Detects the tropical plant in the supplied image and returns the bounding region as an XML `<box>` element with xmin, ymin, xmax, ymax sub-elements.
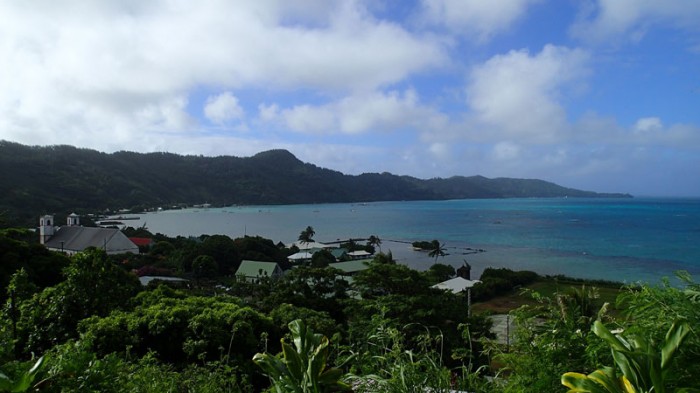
<box><xmin>562</xmin><ymin>320</ymin><xmax>698</xmax><ymax>393</ymax></box>
<box><xmin>253</xmin><ymin>319</ymin><xmax>351</xmax><ymax>393</ymax></box>
<box><xmin>343</xmin><ymin>310</ymin><xmax>492</xmax><ymax>393</ymax></box>
<box><xmin>298</xmin><ymin>227</ymin><xmax>316</xmax><ymax>247</ymax></box>
<box><xmin>0</xmin><ymin>356</ymin><xmax>43</xmax><ymax>393</ymax></box>
<box><xmin>428</xmin><ymin>240</ymin><xmax>447</xmax><ymax>262</ymax></box>
<box><xmin>367</xmin><ymin>235</ymin><xmax>381</xmax><ymax>252</ymax></box>
<box><xmin>495</xmin><ymin>286</ymin><xmax>608</xmax><ymax>393</ymax></box>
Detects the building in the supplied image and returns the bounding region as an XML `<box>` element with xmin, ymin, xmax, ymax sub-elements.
<box><xmin>39</xmin><ymin>214</ymin><xmax>139</xmax><ymax>255</ymax></box>
<box><xmin>235</xmin><ymin>260</ymin><xmax>283</xmax><ymax>282</ymax></box>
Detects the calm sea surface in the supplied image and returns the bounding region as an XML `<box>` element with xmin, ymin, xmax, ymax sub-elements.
<box><xmin>134</xmin><ymin>198</ymin><xmax>700</xmax><ymax>284</ymax></box>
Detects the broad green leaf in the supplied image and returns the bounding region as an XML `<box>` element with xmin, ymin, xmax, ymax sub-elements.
<box><xmin>562</xmin><ymin>372</ymin><xmax>612</xmax><ymax>393</ymax></box>
<box><xmin>281</xmin><ymin>342</ymin><xmax>304</xmax><ymax>383</ymax></box>
<box><xmin>661</xmin><ymin>322</ymin><xmax>690</xmax><ymax>370</ymax></box>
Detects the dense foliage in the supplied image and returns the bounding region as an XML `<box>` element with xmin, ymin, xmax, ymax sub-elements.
<box><xmin>0</xmin><ymin>141</ymin><xmax>629</xmax><ymax>225</ymax></box>
<box><xmin>1</xmin><ymin>228</ymin><xmax>697</xmax><ymax>392</ymax></box>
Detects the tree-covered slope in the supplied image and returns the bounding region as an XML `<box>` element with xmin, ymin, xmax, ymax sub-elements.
<box><xmin>0</xmin><ymin>141</ymin><xmax>629</xmax><ymax>224</ymax></box>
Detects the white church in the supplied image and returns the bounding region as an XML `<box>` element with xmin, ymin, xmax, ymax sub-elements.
<box><xmin>39</xmin><ymin>213</ymin><xmax>139</xmax><ymax>255</ymax></box>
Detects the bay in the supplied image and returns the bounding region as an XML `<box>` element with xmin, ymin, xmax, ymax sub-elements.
<box><xmin>134</xmin><ymin>198</ymin><xmax>700</xmax><ymax>284</ymax></box>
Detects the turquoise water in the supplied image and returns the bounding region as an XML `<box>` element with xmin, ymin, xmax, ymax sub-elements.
<box><xmin>136</xmin><ymin>198</ymin><xmax>700</xmax><ymax>284</ymax></box>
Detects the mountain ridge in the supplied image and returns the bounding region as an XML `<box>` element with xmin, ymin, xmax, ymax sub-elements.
<box><xmin>0</xmin><ymin>141</ymin><xmax>631</xmax><ymax>225</ymax></box>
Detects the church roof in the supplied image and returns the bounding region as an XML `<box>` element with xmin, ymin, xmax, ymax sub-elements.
<box><xmin>44</xmin><ymin>226</ymin><xmax>138</xmax><ymax>254</ymax></box>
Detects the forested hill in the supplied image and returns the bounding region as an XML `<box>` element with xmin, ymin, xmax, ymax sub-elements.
<box><xmin>0</xmin><ymin>141</ymin><xmax>630</xmax><ymax>224</ymax></box>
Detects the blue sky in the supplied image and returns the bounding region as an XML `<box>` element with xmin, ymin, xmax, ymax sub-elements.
<box><xmin>1</xmin><ymin>1</ymin><xmax>699</xmax><ymax>196</ymax></box>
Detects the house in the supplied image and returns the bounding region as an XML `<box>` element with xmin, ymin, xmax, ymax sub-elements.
<box><xmin>347</xmin><ymin>250</ymin><xmax>373</xmax><ymax>260</ymax></box>
<box><xmin>129</xmin><ymin>237</ymin><xmax>154</xmax><ymax>248</ymax></box>
<box><xmin>432</xmin><ymin>276</ymin><xmax>482</xmax><ymax>317</ymax></box>
<box><xmin>287</xmin><ymin>250</ymin><xmax>317</xmax><ymax>264</ymax></box>
<box><xmin>129</xmin><ymin>237</ymin><xmax>155</xmax><ymax>252</ymax></box>
<box><xmin>39</xmin><ymin>214</ymin><xmax>139</xmax><ymax>255</ymax></box>
<box><xmin>431</xmin><ymin>277</ymin><xmax>481</xmax><ymax>294</ymax></box>
<box><xmin>330</xmin><ymin>248</ymin><xmax>349</xmax><ymax>261</ymax></box>
<box><xmin>235</xmin><ymin>260</ymin><xmax>283</xmax><ymax>282</ymax></box>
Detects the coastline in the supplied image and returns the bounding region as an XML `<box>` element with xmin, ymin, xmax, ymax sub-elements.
<box><xmin>135</xmin><ymin>198</ymin><xmax>700</xmax><ymax>284</ymax></box>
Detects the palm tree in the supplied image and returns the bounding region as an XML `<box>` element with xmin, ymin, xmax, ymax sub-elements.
<box><xmin>428</xmin><ymin>239</ymin><xmax>447</xmax><ymax>262</ymax></box>
<box><xmin>298</xmin><ymin>226</ymin><xmax>316</xmax><ymax>249</ymax></box>
<box><xmin>367</xmin><ymin>235</ymin><xmax>382</xmax><ymax>252</ymax></box>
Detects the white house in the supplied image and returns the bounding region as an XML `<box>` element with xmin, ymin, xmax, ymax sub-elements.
<box><xmin>39</xmin><ymin>214</ymin><xmax>139</xmax><ymax>255</ymax></box>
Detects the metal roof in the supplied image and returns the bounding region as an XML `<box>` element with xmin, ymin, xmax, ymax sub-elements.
<box><xmin>432</xmin><ymin>277</ymin><xmax>482</xmax><ymax>293</ymax></box>
<box><xmin>236</xmin><ymin>260</ymin><xmax>282</xmax><ymax>278</ymax></box>
<box><xmin>44</xmin><ymin>226</ymin><xmax>139</xmax><ymax>254</ymax></box>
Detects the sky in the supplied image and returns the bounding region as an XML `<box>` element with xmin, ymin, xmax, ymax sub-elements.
<box><xmin>1</xmin><ymin>1</ymin><xmax>699</xmax><ymax>196</ymax></box>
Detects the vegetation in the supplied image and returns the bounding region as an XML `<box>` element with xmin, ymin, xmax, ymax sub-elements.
<box><xmin>0</xmin><ymin>141</ymin><xmax>629</xmax><ymax>226</ymax></box>
<box><xmin>253</xmin><ymin>319</ymin><xmax>351</xmax><ymax>393</ymax></box>
<box><xmin>1</xmin><ymin>226</ymin><xmax>698</xmax><ymax>392</ymax></box>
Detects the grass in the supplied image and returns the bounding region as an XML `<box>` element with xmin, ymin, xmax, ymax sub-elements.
<box><xmin>472</xmin><ymin>278</ymin><xmax>625</xmax><ymax>315</ymax></box>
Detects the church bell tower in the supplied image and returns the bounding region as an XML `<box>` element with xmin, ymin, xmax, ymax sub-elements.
<box><xmin>39</xmin><ymin>215</ymin><xmax>55</xmax><ymax>245</ymax></box>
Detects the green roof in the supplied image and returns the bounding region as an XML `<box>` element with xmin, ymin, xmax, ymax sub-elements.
<box><xmin>236</xmin><ymin>260</ymin><xmax>281</xmax><ymax>278</ymax></box>
<box><xmin>330</xmin><ymin>248</ymin><xmax>348</xmax><ymax>258</ymax></box>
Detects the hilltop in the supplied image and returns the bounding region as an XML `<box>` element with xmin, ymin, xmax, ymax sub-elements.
<box><xmin>0</xmin><ymin>141</ymin><xmax>630</xmax><ymax>225</ymax></box>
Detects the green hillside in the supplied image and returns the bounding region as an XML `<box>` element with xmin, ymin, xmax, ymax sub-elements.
<box><xmin>0</xmin><ymin>141</ymin><xmax>630</xmax><ymax>225</ymax></box>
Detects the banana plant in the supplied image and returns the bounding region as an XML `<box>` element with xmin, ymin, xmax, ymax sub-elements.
<box><xmin>562</xmin><ymin>320</ymin><xmax>699</xmax><ymax>393</ymax></box>
<box><xmin>0</xmin><ymin>356</ymin><xmax>44</xmax><ymax>393</ymax></box>
<box><xmin>253</xmin><ymin>319</ymin><xmax>351</xmax><ymax>393</ymax></box>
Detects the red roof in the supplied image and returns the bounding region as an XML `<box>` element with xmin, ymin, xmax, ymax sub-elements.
<box><xmin>129</xmin><ymin>237</ymin><xmax>154</xmax><ymax>247</ymax></box>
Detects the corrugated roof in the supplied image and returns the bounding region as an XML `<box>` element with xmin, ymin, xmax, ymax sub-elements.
<box><xmin>236</xmin><ymin>260</ymin><xmax>282</xmax><ymax>278</ymax></box>
<box><xmin>288</xmin><ymin>251</ymin><xmax>314</xmax><ymax>260</ymax></box>
<box><xmin>129</xmin><ymin>237</ymin><xmax>154</xmax><ymax>247</ymax></box>
<box><xmin>44</xmin><ymin>226</ymin><xmax>138</xmax><ymax>254</ymax></box>
<box><xmin>348</xmin><ymin>250</ymin><xmax>372</xmax><ymax>257</ymax></box>
<box><xmin>330</xmin><ymin>248</ymin><xmax>348</xmax><ymax>258</ymax></box>
<box><xmin>432</xmin><ymin>277</ymin><xmax>481</xmax><ymax>293</ymax></box>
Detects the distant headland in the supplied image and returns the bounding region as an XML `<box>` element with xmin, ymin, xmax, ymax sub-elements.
<box><xmin>0</xmin><ymin>141</ymin><xmax>631</xmax><ymax>225</ymax></box>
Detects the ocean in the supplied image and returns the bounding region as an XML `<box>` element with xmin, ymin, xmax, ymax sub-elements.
<box><xmin>133</xmin><ymin>198</ymin><xmax>700</xmax><ymax>284</ymax></box>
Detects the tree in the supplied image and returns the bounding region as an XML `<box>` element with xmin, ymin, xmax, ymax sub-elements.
<box><xmin>353</xmin><ymin>263</ymin><xmax>431</xmax><ymax>299</ymax></box>
<box><xmin>198</xmin><ymin>234</ymin><xmax>240</xmax><ymax>275</ymax></box>
<box><xmin>311</xmin><ymin>250</ymin><xmax>335</xmax><ymax>268</ymax></box>
<box><xmin>264</xmin><ymin>267</ymin><xmax>350</xmax><ymax>319</ymax></box>
<box><xmin>80</xmin><ymin>290</ymin><xmax>276</xmax><ymax>367</ymax></box>
<box><xmin>424</xmin><ymin>263</ymin><xmax>456</xmax><ymax>284</ymax></box>
<box><xmin>234</xmin><ymin>235</ymin><xmax>288</xmax><ymax>265</ymax></box>
<box><xmin>427</xmin><ymin>240</ymin><xmax>447</xmax><ymax>262</ymax></box>
<box><xmin>371</xmin><ymin>251</ymin><xmax>395</xmax><ymax>265</ymax></box>
<box><xmin>367</xmin><ymin>235</ymin><xmax>381</xmax><ymax>252</ymax></box>
<box><xmin>298</xmin><ymin>226</ymin><xmax>316</xmax><ymax>248</ymax></box>
<box><xmin>15</xmin><ymin>248</ymin><xmax>141</xmax><ymax>354</ymax></box>
<box><xmin>192</xmin><ymin>255</ymin><xmax>218</xmax><ymax>280</ymax></box>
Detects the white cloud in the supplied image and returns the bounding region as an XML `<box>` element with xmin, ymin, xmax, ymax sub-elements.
<box><xmin>492</xmin><ymin>141</ymin><xmax>521</xmax><ymax>161</ymax></box>
<box><xmin>421</xmin><ymin>0</ymin><xmax>543</xmax><ymax>41</ymax></box>
<box><xmin>466</xmin><ymin>45</ymin><xmax>590</xmax><ymax>142</ymax></box>
<box><xmin>634</xmin><ymin>117</ymin><xmax>662</xmax><ymax>133</ymax></box>
<box><xmin>267</xmin><ymin>89</ymin><xmax>447</xmax><ymax>135</ymax></box>
<box><xmin>428</xmin><ymin>142</ymin><xmax>451</xmax><ymax>159</ymax></box>
<box><xmin>204</xmin><ymin>92</ymin><xmax>244</xmax><ymax>125</ymax></box>
<box><xmin>0</xmin><ymin>1</ymin><xmax>447</xmax><ymax>152</ymax></box>
<box><xmin>571</xmin><ymin>0</ymin><xmax>700</xmax><ymax>43</ymax></box>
